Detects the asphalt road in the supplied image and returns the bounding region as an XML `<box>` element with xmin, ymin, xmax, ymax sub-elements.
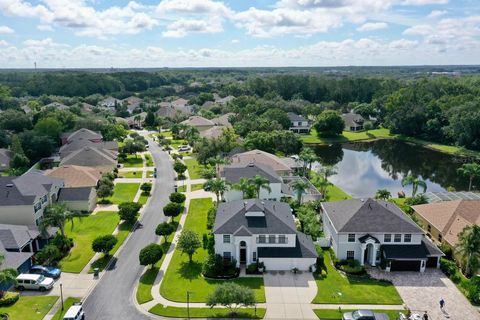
<box><xmin>83</xmin><ymin>135</ymin><xmax>174</xmax><ymax>319</ymax></box>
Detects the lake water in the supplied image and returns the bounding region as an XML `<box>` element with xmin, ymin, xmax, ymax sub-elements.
<box><xmin>313</xmin><ymin>140</ymin><xmax>470</xmax><ymax>198</ymax></box>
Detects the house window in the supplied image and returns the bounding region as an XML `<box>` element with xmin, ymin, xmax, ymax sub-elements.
<box><xmin>253</xmin><ymin>252</ymin><xmax>257</xmax><ymax>262</ymax></box>
<box><xmin>223</xmin><ymin>235</ymin><xmax>230</xmax><ymax>243</ymax></box>
<box><xmin>258</xmin><ymin>235</ymin><xmax>266</xmax><ymax>244</ymax></box>
<box><xmin>427</xmin><ymin>224</ymin><xmax>432</xmax><ymax>232</ymax></box>
<box><xmin>438</xmin><ymin>234</ymin><xmax>443</xmax><ymax>242</ymax></box>
<box><xmin>384</xmin><ymin>234</ymin><xmax>391</xmax><ymax>242</ymax></box>
<box><xmin>268</xmin><ymin>235</ymin><xmax>276</xmax><ymax>244</ymax></box>
<box><xmin>223</xmin><ymin>252</ymin><xmax>231</xmax><ymax>261</ymax></box>
<box><xmin>376</xmin><ymin>250</ymin><xmax>381</xmax><ymax>261</ymax></box>
<box><xmin>34</xmin><ymin>202</ymin><xmax>42</xmax><ymax>213</ymax></box>
<box><xmin>404</xmin><ymin>234</ymin><xmax>412</xmax><ymax>243</ymax></box>
<box><xmin>394</xmin><ymin>234</ymin><xmax>402</xmax><ymax>243</ymax></box>
<box><xmin>41</xmin><ymin>195</ymin><xmax>47</xmax><ymax>204</ymax></box>
<box><xmin>278</xmin><ymin>235</ymin><xmax>286</xmax><ymax>244</ymax></box>
<box><xmin>348</xmin><ymin>234</ymin><xmax>356</xmax><ymax>242</ymax></box>
<box><xmin>346</xmin><ymin>251</ymin><xmax>355</xmax><ymax>260</ymax></box>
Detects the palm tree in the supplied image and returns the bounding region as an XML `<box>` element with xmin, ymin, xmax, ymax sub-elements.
<box><xmin>184</xmin><ymin>126</ymin><xmax>200</xmax><ymax>144</ymax></box>
<box><xmin>204</xmin><ymin>178</ymin><xmax>229</xmax><ymax>205</ymax></box>
<box><xmin>318</xmin><ymin>165</ymin><xmax>337</xmax><ymax>181</ymax></box>
<box><xmin>40</xmin><ymin>202</ymin><xmax>81</xmax><ymax>238</ymax></box>
<box><xmin>456</xmin><ymin>225</ymin><xmax>480</xmax><ymax>277</ymax></box>
<box><xmin>375</xmin><ymin>189</ymin><xmax>392</xmax><ymax>200</ymax></box>
<box><xmin>457</xmin><ymin>162</ymin><xmax>480</xmax><ymax>191</ymax></box>
<box><xmin>313</xmin><ymin>176</ymin><xmax>332</xmax><ymax>200</ymax></box>
<box><xmin>233</xmin><ymin>177</ymin><xmax>255</xmax><ymax>199</ymax></box>
<box><xmin>401</xmin><ymin>175</ymin><xmax>427</xmax><ymax>197</ymax></box>
<box><xmin>208</xmin><ymin>155</ymin><xmax>230</xmax><ymax>178</ymax></box>
<box><xmin>250</xmin><ymin>175</ymin><xmax>271</xmax><ymax>199</ymax></box>
<box><xmin>299</xmin><ymin>148</ymin><xmax>318</xmax><ymax>178</ymax></box>
<box><xmin>290</xmin><ymin>180</ymin><xmax>310</xmax><ymax>204</ymax></box>
<box><xmin>0</xmin><ymin>254</ymin><xmax>18</xmax><ymax>298</ymax></box>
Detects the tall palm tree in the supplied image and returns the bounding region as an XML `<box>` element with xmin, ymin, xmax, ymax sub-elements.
<box><xmin>312</xmin><ymin>176</ymin><xmax>332</xmax><ymax>200</ymax></box>
<box><xmin>401</xmin><ymin>175</ymin><xmax>427</xmax><ymax>197</ymax></box>
<box><xmin>290</xmin><ymin>180</ymin><xmax>310</xmax><ymax>204</ymax></box>
<box><xmin>375</xmin><ymin>189</ymin><xmax>392</xmax><ymax>200</ymax></box>
<box><xmin>0</xmin><ymin>254</ymin><xmax>18</xmax><ymax>298</ymax></box>
<box><xmin>233</xmin><ymin>177</ymin><xmax>255</xmax><ymax>199</ymax></box>
<box><xmin>208</xmin><ymin>155</ymin><xmax>230</xmax><ymax>178</ymax></box>
<box><xmin>204</xmin><ymin>178</ymin><xmax>229</xmax><ymax>205</ymax></box>
<box><xmin>39</xmin><ymin>202</ymin><xmax>81</xmax><ymax>238</ymax></box>
<box><xmin>456</xmin><ymin>225</ymin><xmax>480</xmax><ymax>277</ymax></box>
<box><xmin>457</xmin><ymin>162</ymin><xmax>480</xmax><ymax>191</ymax></box>
<box><xmin>250</xmin><ymin>175</ymin><xmax>271</xmax><ymax>199</ymax></box>
<box><xmin>299</xmin><ymin>148</ymin><xmax>318</xmax><ymax>178</ymax></box>
<box><xmin>318</xmin><ymin>165</ymin><xmax>337</xmax><ymax>181</ymax></box>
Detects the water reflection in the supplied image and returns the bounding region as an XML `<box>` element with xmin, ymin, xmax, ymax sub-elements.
<box><xmin>313</xmin><ymin>140</ymin><xmax>469</xmax><ymax>198</ymax></box>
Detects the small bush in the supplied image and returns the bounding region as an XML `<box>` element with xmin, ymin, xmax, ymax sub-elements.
<box><xmin>246</xmin><ymin>263</ymin><xmax>258</xmax><ymax>274</ymax></box>
<box><xmin>339</xmin><ymin>260</ymin><xmax>365</xmax><ymax>275</ymax></box>
<box><xmin>169</xmin><ymin>192</ymin><xmax>186</xmax><ymax>204</ymax></box>
<box><xmin>141</xmin><ymin>183</ymin><xmax>152</xmax><ymax>194</ymax></box>
<box><xmin>0</xmin><ymin>292</ymin><xmax>19</xmax><ymax>307</ymax></box>
<box><xmin>203</xmin><ymin>254</ymin><xmax>238</xmax><ymax>278</ymax></box>
<box><xmin>320</xmin><ymin>269</ymin><xmax>327</xmax><ymax>278</ymax></box>
<box><xmin>207</xmin><ymin>207</ymin><xmax>216</xmax><ymax>229</ymax></box>
<box><xmin>440</xmin><ymin>258</ymin><xmax>458</xmax><ymax>277</ymax></box>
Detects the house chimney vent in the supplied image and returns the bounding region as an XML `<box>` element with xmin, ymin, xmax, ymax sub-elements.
<box><xmin>6</xmin><ymin>184</ymin><xmax>13</xmax><ymax>188</ymax></box>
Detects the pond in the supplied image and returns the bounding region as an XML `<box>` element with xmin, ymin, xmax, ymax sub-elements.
<box><xmin>313</xmin><ymin>140</ymin><xmax>470</xmax><ymax>198</ymax></box>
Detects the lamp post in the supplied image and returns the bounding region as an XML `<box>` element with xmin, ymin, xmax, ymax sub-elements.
<box><xmin>186</xmin><ymin>291</ymin><xmax>194</xmax><ymax>319</ymax></box>
<box><xmin>60</xmin><ymin>283</ymin><xmax>64</xmax><ymax>311</ymax></box>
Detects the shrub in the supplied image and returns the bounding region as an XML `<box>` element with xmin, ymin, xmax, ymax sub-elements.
<box><xmin>468</xmin><ymin>277</ymin><xmax>480</xmax><ymax>304</ymax></box>
<box><xmin>203</xmin><ymin>254</ymin><xmax>238</xmax><ymax>278</ymax></box>
<box><xmin>51</xmin><ymin>234</ymin><xmax>73</xmax><ymax>253</ymax></box>
<box><xmin>202</xmin><ymin>233</ymin><xmax>209</xmax><ymax>250</ymax></box>
<box><xmin>207</xmin><ymin>207</ymin><xmax>216</xmax><ymax>229</ymax></box>
<box><xmin>0</xmin><ymin>292</ymin><xmax>19</xmax><ymax>307</ymax></box>
<box><xmin>246</xmin><ymin>263</ymin><xmax>258</xmax><ymax>274</ymax></box>
<box><xmin>440</xmin><ymin>258</ymin><xmax>458</xmax><ymax>277</ymax></box>
<box><xmin>320</xmin><ymin>269</ymin><xmax>327</xmax><ymax>279</ymax></box>
<box><xmin>163</xmin><ymin>202</ymin><xmax>184</xmax><ymax>221</ymax></box>
<box><xmin>339</xmin><ymin>260</ymin><xmax>365</xmax><ymax>275</ymax></box>
<box><xmin>140</xmin><ymin>183</ymin><xmax>152</xmax><ymax>195</ymax></box>
<box><xmin>92</xmin><ymin>235</ymin><xmax>118</xmax><ymax>256</ymax></box>
<box><xmin>35</xmin><ymin>244</ymin><xmax>62</xmax><ymax>265</ymax></box>
<box><xmin>169</xmin><ymin>192</ymin><xmax>186</xmax><ymax>204</ymax></box>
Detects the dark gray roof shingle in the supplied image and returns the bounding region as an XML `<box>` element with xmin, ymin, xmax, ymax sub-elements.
<box><xmin>58</xmin><ymin>187</ymin><xmax>93</xmax><ymax>201</ymax></box>
<box><xmin>221</xmin><ymin>163</ymin><xmax>281</xmax><ymax>184</ymax></box>
<box><xmin>287</xmin><ymin>112</ymin><xmax>308</xmax><ymax>122</ymax></box>
<box><xmin>382</xmin><ymin>239</ymin><xmax>444</xmax><ymax>259</ymax></box>
<box><xmin>0</xmin><ymin>224</ymin><xmax>40</xmax><ymax>250</ymax></box>
<box><xmin>258</xmin><ymin>233</ymin><xmax>317</xmax><ymax>258</ymax></box>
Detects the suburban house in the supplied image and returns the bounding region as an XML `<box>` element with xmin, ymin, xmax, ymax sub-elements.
<box><xmin>200</xmin><ymin>126</ymin><xmax>225</xmax><ymax>139</ymax></box>
<box><xmin>99</xmin><ymin>96</ymin><xmax>121</xmax><ymax>108</ymax></box>
<box><xmin>172</xmin><ymin>98</ymin><xmax>189</xmax><ymax>108</ymax></box>
<box><xmin>42</xmin><ymin>102</ymin><xmax>69</xmax><ymax>110</ymax></box>
<box><xmin>214</xmin><ymin>94</ymin><xmax>234</xmax><ymax>105</ymax></box>
<box><xmin>57</xmin><ymin>187</ymin><xmax>97</xmax><ymax>212</ymax></box>
<box><xmin>228</xmin><ymin>149</ymin><xmax>294</xmax><ymax>176</ymax></box>
<box><xmin>61</xmin><ymin>128</ymin><xmax>103</xmax><ymax>145</ymax></box>
<box><xmin>59</xmin><ymin>139</ymin><xmax>118</xmax><ymax>158</ymax></box>
<box><xmin>412</xmin><ymin>200</ymin><xmax>480</xmax><ymax>249</ymax></box>
<box><xmin>59</xmin><ymin>146</ymin><xmax>117</xmax><ymax>172</ymax></box>
<box><xmin>221</xmin><ymin>163</ymin><xmax>293</xmax><ymax>202</ymax></box>
<box><xmin>287</xmin><ymin>112</ymin><xmax>311</xmax><ymax>133</ymax></box>
<box><xmin>322</xmin><ymin>198</ymin><xmax>443</xmax><ymax>272</ymax></box>
<box><xmin>156</xmin><ymin>101</ymin><xmax>192</xmax><ymax>118</ymax></box>
<box><xmin>342</xmin><ymin>113</ymin><xmax>365</xmax><ymax>132</ymax></box>
<box><xmin>181</xmin><ymin>116</ymin><xmax>215</xmax><ymax>132</ymax></box>
<box><xmin>213</xmin><ymin>199</ymin><xmax>318</xmax><ymax>270</ymax></box>
<box><xmin>0</xmin><ymin>171</ymin><xmax>64</xmax><ymax>226</ymax></box>
<box><xmin>211</xmin><ymin>113</ymin><xmax>234</xmax><ymax>128</ymax></box>
<box><xmin>122</xmin><ymin>96</ymin><xmax>143</xmax><ymax>114</ymax></box>
<box><xmin>0</xmin><ymin>148</ymin><xmax>12</xmax><ymax>172</ymax></box>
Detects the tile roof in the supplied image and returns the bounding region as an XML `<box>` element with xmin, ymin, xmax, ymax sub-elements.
<box><xmin>229</xmin><ymin>149</ymin><xmax>292</xmax><ymax>173</ymax></box>
<box><xmin>412</xmin><ymin>200</ymin><xmax>480</xmax><ymax>246</ymax></box>
<box><xmin>322</xmin><ymin>198</ymin><xmax>423</xmax><ymax>233</ymax></box>
<box><xmin>221</xmin><ymin>162</ymin><xmax>281</xmax><ymax>184</ymax></box>
<box><xmin>45</xmin><ymin>165</ymin><xmax>101</xmax><ymax>187</ymax></box>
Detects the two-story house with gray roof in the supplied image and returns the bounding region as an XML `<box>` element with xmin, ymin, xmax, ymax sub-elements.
<box><xmin>287</xmin><ymin>112</ymin><xmax>311</xmax><ymax>133</ymax></box>
<box><xmin>213</xmin><ymin>199</ymin><xmax>317</xmax><ymax>271</ymax></box>
<box><xmin>321</xmin><ymin>198</ymin><xmax>443</xmax><ymax>272</ymax></box>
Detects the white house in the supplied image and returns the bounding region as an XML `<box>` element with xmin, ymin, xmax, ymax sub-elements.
<box><xmin>321</xmin><ymin>198</ymin><xmax>443</xmax><ymax>272</ymax></box>
<box><xmin>221</xmin><ymin>163</ymin><xmax>293</xmax><ymax>202</ymax></box>
<box><xmin>287</xmin><ymin>112</ymin><xmax>311</xmax><ymax>133</ymax></box>
<box><xmin>213</xmin><ymin>199</ymin><xmax>317</xmax><ymax>271</ymax></box>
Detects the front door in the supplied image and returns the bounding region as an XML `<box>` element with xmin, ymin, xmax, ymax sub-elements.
<box><xmin>240</xmin><ymin>248</ymin><xmax>247</xmax><ymax>264</ymax></box>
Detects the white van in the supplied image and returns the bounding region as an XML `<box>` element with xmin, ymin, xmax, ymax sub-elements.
<box><xmin>63</xmin><ymin>302</ymin><xmax>85</xmax><ymax>320</ymax></box>
<box><xmin>15</xmin><ymin>274</ymin><xmax>54</xmax><ymax>292</ymax></box>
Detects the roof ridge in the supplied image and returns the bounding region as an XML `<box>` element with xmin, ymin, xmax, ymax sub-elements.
<box><xmin>442</xmin><ymin>200</ymin><xmax>467</xmax><ymax>234</ymax></box>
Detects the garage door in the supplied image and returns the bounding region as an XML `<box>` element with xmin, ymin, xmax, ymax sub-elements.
<box><xmin>390</xmin><ymin>260</ymin><xmax>421</xmax><ymax>271</ymax></box>
<box><xmin>426</xmin><ymin>257</ymin><xmax>438</xmax><ymax>268</ymax></box>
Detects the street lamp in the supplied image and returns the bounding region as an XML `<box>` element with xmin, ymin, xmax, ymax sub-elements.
<box><xmin>60</xmin><ymin>283</ymin><xmax>64</xmax><ymax>311</ymax></box>
<box><xmin>186</xmin><ymin>291</ymin><xmax>195</xmax><ymax>319</ymax></box>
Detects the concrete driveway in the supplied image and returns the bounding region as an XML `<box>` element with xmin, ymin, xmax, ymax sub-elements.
<box><xmin>369</xmin><ymin>268</ymin><xmax>480</xmax><ymax>320</ymax></box>
<box><xmin>21</xmin><ymin>272</ymin><xmax>96</xmax><ymax>299</ymax></box>
<box><xmin>264</xmin><ymin>271</ymin><xmax>318</xmax><ymax>320</ymax></box>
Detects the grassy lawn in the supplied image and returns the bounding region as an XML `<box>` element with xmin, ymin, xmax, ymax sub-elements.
<box><xmin>314</xmin><ymin>309</ymin><xmax>404</xmax><ymax>320</ymax></box>
<box><xmin>51</xmin><ymin>297</ymin><xmax>81</xmax><ymax>320</ymax></box>
<box><xmin>137</xmin><ymin>193</ymin><xmax>149</xmax><ymax>205</ymax></box>
<box><xmin>121</xmin><ymin>155</ymin><xmax>144</xmax><ymax>168</ymax></box>
<box><xmin>302</xmin><ymin>128</ymin><xmax>394</xmax><ymax>144</ymax></box>
<box><xmin>61</xmin><ymin>211</ymin><xmax>120</xmax><ymax>273</ymax></box>
<box><xmin>146</xmin><ymin>170</ymin><xmax>154</xmax><ymax>178</ymax></box>
<box><xmin>89</xmin><ymin>221</ymin><xmax>134</xmax><ymax>272</ymax></box>
<box><xmin>0</xmin><ymin>296</ymin><xmax>59</xmax><ymax>320</ymax></box>
<box><xmin>325</xmin><ymin>184</ymin><xmax>352</xmax><ymax>201</ymax></box>
<box><xmin>171</xmin><ymin>139</ymin><xmax>188</xmax><ymax>149</ymax></box>
<box><xmin>159</xmin><ymin>131</ymin><xmax>172</xmax><ymax>138</ymax></box>
<box><xmin>105</xmin><ymin>183</ymin><xmax>140</xmax><ymax>204</ymax></box>
<box><xmin>118</xmin><ymin>170</ymin><xmax>143</xmax><ymax>178</ymax></box>
<box><xmin>145</xmin><ymin>153</ymin><xmax>154</xmax><ymax>166</ymax></box>
<box><xmin>190</xmin><ymin>183</ymin><xmax>204</xmax><ymax>191</ymax></box>
<box><xmin>160</xmin><ymin>198</ymin><xmax>265</xmax><ymax>303</ymax></box>
<box><xmin>313</xmin><ymin>250</ymin><xmax>402</xmax><ymax>305</ymax></box>
<box><xmin>178</xmin><ymin>185</ymin><xmax>186</xmax><ymax>192</ymax></box>
<box><xmin>149</xmin><ymin>304</ymin><xmax>266</xmax><ymax>318</ymax></box>
<box><xmin>184</xmin><ymin>158</ymin><xmax>204</xmax><ymax>179</ymax></box>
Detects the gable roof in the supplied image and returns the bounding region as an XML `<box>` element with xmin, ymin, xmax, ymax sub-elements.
<box><xmin>181</xmin><ymin>116</ymin><xmax>215</xmax><ymax>127</ymax></box>
<box><xmin>258</xmin><ymin>232</ymin><xmax>317</xmax><ymax>258</ymax></box>
<box><xmin>60</xmin><ymin>146</ymin><xmax>117</xmax><ymax>169</ymax></box>
<box><xmin>45</xmin><ymin>165</ymin><xmax>101</xmax><ymax>188</ymax></box>
<box><xmin>0</xmin><ymin>224</ymin><xmax>40</xmax><ymax>250</ymax></box>
<box><xmin>211</xmin><ymin>113</ymin><xmax>234</xmax><ymax>128</ymax></box>
<box><xmin>214</xmin><ymin>199</ymin><xmax>297</xmax><ymax>235</ymax></box>
<box><xmin>0</xmin><ymin>241</ymin><xmax>33</xmax><ymax>270</ymax></box>
<box><xmin>229</xmin><ymin>149</ymin><xmax>292</xmax><ymax>173</ymax></box>
<box><xmin>62</xmin><ymin>128</ymin><xmax>102</xmax><ymax>144</ymax></box>
<box><xmin>342</xmin><ymin>113</ymin><xmax>364</xmax><ymax>127</ymax></box>
<box><xmin>412</xmin><ymin>200</ymin><xmax>480</xmax><ymax>246</ymax></box>
<box><xmin>287</xmin><ymin>112</ymin><xmax>308</xmax><ymax>122</ymax></box>
<box><xmin>221</xmin><ymin>162</ymin><xmax>281</xmax><ymax>184</ymax></box>
<box><xmin>58</xmin><ymin>187</ymin><xmax>93</xmax><ymax>202</ymax></box>
<box><xmin>200</xmin><ymin>126</ymin><xmax>225</xmax><ymax>139</ymax></box>
<box><xmin>322</xmin><ymin>198</ymin><xmax>423</xmax><ymax>233</ymax></box>
<box><xmin>0</xmin><ymin>148</ymin><xmax>12</xmax><ymax>170</ymax></box>
<box><xmin>59</xmin><ymin>139</ymin><xmax>117</xmax><ymax>158</ymax></box>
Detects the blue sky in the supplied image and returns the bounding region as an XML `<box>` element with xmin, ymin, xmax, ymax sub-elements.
<box><xmin>0</xmin><ymin>0</ymin><xmax>479</xmax><ymax>67</ymax></box>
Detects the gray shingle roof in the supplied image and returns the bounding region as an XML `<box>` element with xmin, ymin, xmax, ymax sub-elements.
<box><xmin>322</xmin><ymin>198</ymin><xmax>423</xmax><ymax>233</ymax></box>
<box><xmin>59</xmin><ymin>139</ymin><xmax>118</xmax><ymax>157</ymax></box>
<box><xmin>0</xmin><ymin>242</ymin><xmax>33</xmax><ymax>270</ymax></box>
<box><xmin>214</xmin><ymin>199</ymin><xmax>297</xmax><ymax>235</ymax></box>
<box><xmin>60</xmin><ymin>146</ymin><xmax>117</xmax><ymax>168</ymax></box>
<box><xmin>58</xmin><ymin>187</ymin><xmax>93</xmax><ymax>201</ymax></box>
<box><xmin>221</xmin><ymin>163</ymin><xmax>281</xmax><ymax>184</ymax></box>
<box><xmin>382</xmin><ymin>239</ymin><xmax>444</xmax><ymax>259</ymax></box>
<box><xmin>258</xmin><ymin>232</ymin><xmax>318</xmax><ymax>258</ymax></box>
<box><xmin>0</xmin><ymin>224</ymin><xmax>40</xmax><ymax>250</ymax></box>
<box><xmin>287</xmin><ymin>112</ymin><xmax>308</xmax><ymax>122</ymax></box>
<box><xmin>342</xmin><ymin>113</ymin><xmax>364</xmax><ymax>128</ymax></box>
<box><xmin>62</xmin><ymin>128</ymin><xmax>102</xmax><ymax>143</ymax></box>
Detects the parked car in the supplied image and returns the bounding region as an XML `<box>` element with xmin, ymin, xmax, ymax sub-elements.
<box><xmin>30</xmin><ymin>265</ymin><xmax>61</xmax><ymax>279</ymax></box>
<box><xmin>177</xmin><ymin>145</ymin><xmax>191</xmax><ymax>152</ymax></box>
<box><xmin>15</xmin><ymin>274</ymin><xmax>54</xmax><ymax>292</ymax></box>
<box><xmin>342</xmin><ymin>310</ymin><xmax>389</xmax><ymax>320</ymax></box>
<box><xmin>63</xmin><ymin>302</ymin><xmax>85</xmax><ymax>320</ymax></box>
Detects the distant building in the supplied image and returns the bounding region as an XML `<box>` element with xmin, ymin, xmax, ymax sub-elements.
<box><xmin>61</xmin><ymin>128</ymin><xmax>103</xmax><ymax>145</ymax></box>
<box><xmin>181</xmin><ymin>116</ymin><xmax>215</xmax><ymax>132</ymax></box>
<box><xmin>342</xmin><ymin>113</ymin><xmax>365</xmax><ymax>132</ymax></box>
<box><xmin>0</xmin><ymin>149</ymin><xmax>12</xmax><ymax>172</ymax></box>
<box><xmin>122</xmin><ymin>96</ymin><xmax>143</xmax><ymax>114</ymax></box>
<box><xmin>287</xmin><ymin>112</ymin><xmax>311</xmax><ymax>133</ymax></box>
<box><xmin>99</xmin><ymin>96</ymin><xmax>121</xmax><ymax>108</ymax></box>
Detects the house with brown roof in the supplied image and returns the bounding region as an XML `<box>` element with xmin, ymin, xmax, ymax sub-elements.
<box><xmin>412</xmin><ymin>200</ymin><xmax>480</xmax><ymax>248</ymax></box>
<box><xmin>228</xmin><ymin>149</ymin><xmax>293</xmax><ymax>176</ymax></box>
<box><xmin>61</xmin><ymin>128</ymin><xmax>103</xmax><ymax>145</ymax></box>
<box><xmin>45</xmin><ymin>165</ymin><xmax>101</xmax><ymax>188</ymax></box>
<box><xmin>181</xmin><ymin>116</ymin><xmax>215</xmax><ymax>132</ymax></box>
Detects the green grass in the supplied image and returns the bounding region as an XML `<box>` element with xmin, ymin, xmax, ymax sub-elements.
<box><xmin>178</xmin><ymin>185</ymin><xmax>186</xmax><ymax>192</ymax></box>
<box><xmin>159</xmin><ymin>131</ymin><xmax>172</xmax><ymax>138</ymax></box>
<box><xmin>314</xmin><ymin>309</ymin><xmax>404</xmax><ymax>320</ymax></box>
<box><xmin>121</xmin><ymin>155</ymin><xmax>144</xmax><ymax>168</ymax></box>
<box><xmin>160</xmin><ymin>198</ymin><xmax>265</xmax><ymax>303</ymax></box>
<box><xmin>302</xmin><ymin>128</ymin><xmax>394</xmax><ymax>144</ymax></box>
<box><xmin>190</xmin><ymin>183</ymin><xmax>204</xmax><ymax>191</ymax></box>
<box><xmin>184</xmin><ymin>158</ymin><xmax>204</xmax><ymax>179</ymax></box>
<box><xmin>0</xmin><ymin>296</ymin><xmax>59</xmax><ymax>320</ymax></box>
<box><xmin>171</xmin><ymin>139</ymin><xmax>188</xmax><ymax>149</ymax></box>
<box><xmin>137</xmin><ymin>193</ymin><xmax>150</xmax><ymax>205</ymax></box>
<box><xmin>89</xmin><ymin>220</ymin><xmax>134</xmax><ymax>272</ymax></box>
<box><xmin>313</xmin><ymin>250</ymin><xmax>402</xmax><ymax>305</ymax></box>
<box><xmin>325</xmin><ymin>184</ymin><xmax>352</xmax><ymax>201</ymax></box>
<box><xmin>118</xmin><ymin>170</ymin><xmax>143</xmax><ymax>178</ymax></box>
<box><xmin>61</xmin><ymin>211</ymin><xmax>120</xmax><ymax>273</ymax></box>
<box><xmin>145</xmin><ymin>153</ymin><xmax>154</xmax><ymax>166</ymax></box>
<box><xmin>105</xmin><ymin>183</ymin><xmax>140</xmax><ymax>204</ymax></box>
<box><xmin>146</xmin><ymin>170</ymin><xmax>154</xmax><ymax>178</ymax></box>
<box><xmin>51</xmin><ymin>297</ymin><xmax>81</xmax><ymax>320</ymax></box>
<box><xmin>149</xmin><ymin>304</ymin><xmax>266</xmax><ymax>319</ymax></box>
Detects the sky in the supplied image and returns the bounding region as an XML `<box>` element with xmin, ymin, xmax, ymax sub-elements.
<box><xmin>0</xmin><ymin>0</ymin><xmax>479</xmax><ymax>68</ymax></box>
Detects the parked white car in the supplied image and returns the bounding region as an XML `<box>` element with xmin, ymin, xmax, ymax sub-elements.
<box><xmin>177</xmin><ymin>145</ymin><xmax>191</xmax><ymax>152</ymax></box>
<box><xmin>63</xmin><ymin>302</ymin><xmax>85</xmax><ymax>320</ymax></box>
<box><xmin>15</xmin><ymin>274</ymin><xmax>54</xmax><ymax>292</ymax></box>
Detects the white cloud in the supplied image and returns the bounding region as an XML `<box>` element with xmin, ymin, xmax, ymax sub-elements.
<box><xmin>162</xmin><ymin>17</ymin><xmax>223</xmax><ymax>38</ymax></box>
<box><xmin>23</xmin><ymin>37</ymin><xmax>66</xmax><ymax>47</ymax></box>
<box><xmin>427</xmin><ymin>10</ymin><xmax>447</xmax><ymax>19</ymax></box>
<box><xmin>389</xmin><ymin>38</ymin><xmax>418</xmax><ymax>49</ymax></box>
<box><xmin>0</xmin><ymin>40</ymin><xmax>8</xmax><ymax>46</ymax></box>
<box><xmin>402</xmin><ymin>0</ymin><xmax>448</xmax><ymax>5</ymax></box>
<box><xmin>0</xmin><ymin>26</ymin><xmax>14</xmax><ymax>34</ymax></box>
<box><xmin>357</xmin><ymin>22</ymin><xmax>388</xmax><ymax>32</ymax></box>
<box><xmin>156</xmin><ymin>0</ymin><xmax>233</xmax><ymax>16</ymax></box>
<box><xmin>231</xmin><ymin>39</ymin><xmax>239</xmax><ymax>43</ymax></box>
<box><xmin>37</xmin><ymin>25</ymin><xmax>54</xmax><ymax>31</ymax></box>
